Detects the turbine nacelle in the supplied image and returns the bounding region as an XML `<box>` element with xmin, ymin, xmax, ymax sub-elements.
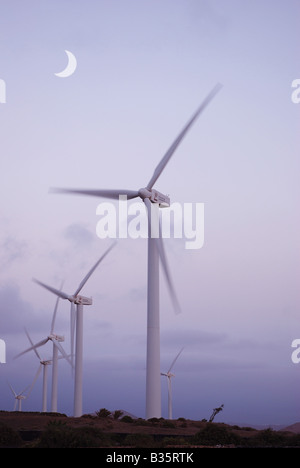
<box><xmin>161</xmin><ymin>372</ymin><xmax>175</xmax><ymax>379</ymax></box>
<box><xmin>41</xmin><ymin>359</ymin><xmax>52</xmax><ymax>365</ymax></box>
<box><xmin>138</xmin><ymin>187</ymin><xmax>170</xmax><ymax>208</ymax></box>
<box><xmin>49</xmin><ymin>334</ymin><xmax>64</xmax><ymax>342</ymax></box>
<box><xmin>73</xmin><ymin>295</ymin><xmax>93</xmax><ymax>306</ymax></box>
<box><xmin>149</xmin><ymin>189</ymin><xmax>170</xmax><ymax>208</ymax></box>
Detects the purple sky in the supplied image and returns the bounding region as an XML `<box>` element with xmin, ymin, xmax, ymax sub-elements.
<box><xmin>0</xmin><ymin>0</ymin><xmax>299</xmax><ymax>426</ymax></box>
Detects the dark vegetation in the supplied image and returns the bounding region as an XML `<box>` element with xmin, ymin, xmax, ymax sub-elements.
<box><xmin>0</xmin><ymin>409</ymin><xmax>299</xmax><ymax>448</ymax></box>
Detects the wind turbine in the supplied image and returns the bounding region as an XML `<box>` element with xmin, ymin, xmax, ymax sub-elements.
<box><xmin>49</xmin><ymin>83</ymin><xmax>222</xmax><ymax>419</ymax></box>
<box><xmin>32</xmin><ymin>243</ymin><xmax>116</xmax><ymax>417</ymax></box>
<box><xmin>161</xmin><ymin>347</ymin><xmax>184</xmax><ymax>420</ymax></box>
<box><xmin>23</xmin><ymin>328</ymin><xmax>52</xmax><ymax>412</ymax></box>
<box><xmin>15</xmin><ymin>293</ymin><xmax>72</xmax><ymax>413</ymax></box>
<box><xmin>8</xmin><ymin>373</ymin><xmax>39</xmax><ymax>412</ymax></box>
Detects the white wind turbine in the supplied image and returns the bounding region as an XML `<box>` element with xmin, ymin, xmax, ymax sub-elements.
<box><xmin>32</xmin><ymin>243</ymin><xmax>116</xmax><ymax>417</ymax></box>
<box><xmin>50</xmin><ymin>84</ymin><xmax>222</xmax><ymax>419</ymax></box>
<box><xmin>15</xmin><ymin>293</ymin><xmax>72</xmax><ymax>413</ymax></box>
<box><xmin>8</xmin><ymin>373</ymin><xmax>39</xmax><ymax>412</ymax></box>
<box><xmin>23</xmin><ymin>329</ymin><xmax>52</xmax><ymax>412</ymax></box>
<box><xmin>161</xmin><ymin>347</ymin><xmax>184</xmax><ymax>420</ymax></box>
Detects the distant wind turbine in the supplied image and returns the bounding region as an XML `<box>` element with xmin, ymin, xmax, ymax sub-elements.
<box><xmin>23</xmin><ymin>328</ymin><xmax>52</xmax><ymax>412</ymax></box>
<box><xmin>161</xmin><ymin>347</ymin><xmax>184</xmax><ymax>419</ymax></box>
<box><xmin>49</xmin><ymin>83</ymin><xmax>222</xmax><ymax>419</ymax></box>
<box><xmin>8</xmin><ymin>374</ymin><xmax>39</xmax><ymax>412</ymax></box>
<box><xmin>32</xmin><ymin>243</ymin><xmax>116</xmax><ymax>417</ymax></box>
<box><xmin>15</xmin><ymin>292</ymin><xmax>72</xmax><ymax>413</ymax></box>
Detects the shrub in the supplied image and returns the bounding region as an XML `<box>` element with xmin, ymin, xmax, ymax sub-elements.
<box><xmin>243</xmin><ymin>428</ymin><xmax>287</xmax><ymax>448</ymax></box>
<box><xmin>95</xmin><ymin>408</ymin><xmax>111</xmax><ymax>418</ymax></box>
<box><xmin>193</xmin><ymin>423</ymin><xmax>241</xmax><ymax>446</ymax></box>
<box><xmin>135</xmin><ymin>418</ymin><xmax>150</xmax><ymax>426</ymax></box>
<box><xmin>123</xmin><ymin>433</ymin><xmax>155</xmax><ymax>447</ymax></box>
<box><xmin>162</xmin><ymin>420</ymin><xmax>175</xmax><ymax>428</ymax></box>
<box><xmin>162</xmin><ymin>436</ymin><xmax>189</xmax><ymax>447</ymax></box>
<box><xmin>0</xmin><ymin>425</ymin><xmax>23</xmax><ymax>448</ymax></box>
<box><xmin>147</xmin><ymin>417</ymin><xmax>160</xmax><ymax>424</ymax></box>
<box><xmin>37</xmin><ymin>424</ymin><xmax>111</xmax><ymax>448</ymax></box>
<box><xmin>121</xmin><ymin>415</ymin><xmax>133</xmax><ymax>423</ymax></box>
<box><xmin>288</xmin><ymin>433</ymin><xmax>300</xmax><ymax>447</ymax></box>
<box><xmin>113</xmin><ymin>410</ymin><xmax>123</xmax><ymax>420</ymax></box>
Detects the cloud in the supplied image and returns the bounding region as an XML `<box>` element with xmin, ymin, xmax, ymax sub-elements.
<box><xmin>0</xmin><ymin>237</ymin><xmax>28</xmax><ymax>268</ymax></box>
<box><xmin>0</xmin><ymin>283</ymin><xmax>67</xmax><ymax>358</ymax></box>
<box><xmin>63</xmin><ymin>223</ymin><xmax>94</xmax><ymax>248</ymax></box>
<box><xmin>160</xmin><ymin>328</ymin><xmax>227</xmax><ymax>349</ymax></box>
<box><xmin>0</xmin><ymin>283</ymin><xmax>33</xmax><ymax>335</ymax></box>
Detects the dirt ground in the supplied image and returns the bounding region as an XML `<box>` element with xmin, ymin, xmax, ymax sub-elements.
<box><xmin>0</xmin><ymin>411</ymin><xmax>210</xmax><ymax>434</ymax></box>
<box><xmin>1</xmin><ymin>411</ymin><xmax>299</xmax><ymax>448</ymax></box>
<box><xmin>0</xmin><ymin>410</ymin><xmax>284</xmax><ymax>438</ymax></box>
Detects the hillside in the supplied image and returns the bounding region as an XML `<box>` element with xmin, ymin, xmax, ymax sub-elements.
<box><xmin>281</xmin><ymin>422</ymin><xmax>300</xmax><ymax>434</ymax></box>
<box><xmin>1</xmin><ymin>410</ymin><xmax>300</xmax><ymax>448</ymax></box>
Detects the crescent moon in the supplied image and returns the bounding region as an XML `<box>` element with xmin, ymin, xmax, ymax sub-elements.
<box><xmin>55</xmin><ymin>50</ymin><xmax>77</xmax><ymax>78</ymax></box>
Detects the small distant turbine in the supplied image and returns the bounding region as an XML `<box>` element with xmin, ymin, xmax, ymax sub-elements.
<box><xmin>161</xmin><ymin>347</ymin><xmax>184</xmax><ymax>420</ymax></box>
<box><xmin>32</xmin><ymin>243</ymin><xmax>116</xmax><ymax>417</ymax></box>
<box><xmin>15</xmin><ymin>291</ymin><xmax>72</xmax><ymax>413</ymax></box>
<box><xmin>23</xmin><ymin>328</ymin><xmax>52</xmax><ymax>412</ymax></box>
<box><xmin>8</xmin><ymin>374</ymin><xmax>39</xmax><ymax>412</ymax></box>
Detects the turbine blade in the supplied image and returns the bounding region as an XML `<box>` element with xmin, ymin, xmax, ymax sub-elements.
<box><xmin>52</xmin><ymin>340</ymin><xmax>73</xmax><ymax>368</ymax></box>
<box><xmin>50</xmin><ymin>296</ymin><xmax>60</xmax><ymax>335</ymax></box>
<box><xmin>144</xmin><ymin>198</ymin><xmax>181</xmax><ymax>314</ymax></box>
<box><xmin>143</xmin><ymin>197</ymin><xmax>180</xmax><ymax>313</ymax></box>
<box><xmin>27</xmin><ymin>364</ymin><xmax>42</xmax><ymax>397</ymax></box>
<box><xmin>168</xmin><ymin>347</ymin><xmax>184</xmax><ymax>373</ymax></box>
<box><xmin>58</xmin><ymin>354</ymin><xmax>72</xmax><ymax>360</ymax></box>
<box><xmin>7</xmin><ymin>382</ymin><xmax>17</xmax><ymax>397</ymax></box>
<box><xmin>156</xmin><ymin>234</ymin><xmax>181</xmax><ymax>314</ymax></box>
<box><xmin>24</xmin><ymin>328</ymin><xmax>42</xmax><ymax>361</ymax></box>
<box><xmin>33</xmin><ymin>278</ymin><xmax>71</xmax><ymax>301</ymax></box>
<box><xmin>14</xmin><ymin>338</ymin><xmax>49</xmax><ymax>359</ymax></box>
<box><xmin>20</xmin><ymin>383</ymin><xmax>32</xmax><ymax>396</ymax></box>
<box><xmin>146</xmin><ymin>83</ymin><xmax>222</xmax><ymax>190</ymax></box>
<box><xmin>73</xmin><ymin>242</ymin><xmax>116</xmax><ymax>296</ymax></box>
<box><xmin>50</xmin><ymin>281</ymin><xmax>64</xmax><ymax>334</ymax></box>
<box><xmin>50</xmin><ymin>187</ymin><xmax>139</xmax><ymax>200</ymax></box>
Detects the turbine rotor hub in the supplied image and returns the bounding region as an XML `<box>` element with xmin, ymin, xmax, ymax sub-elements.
<box><xmin>138</xmin><ymin>187</ymin><xmax>151</xmax><ymax>200</ymax></box>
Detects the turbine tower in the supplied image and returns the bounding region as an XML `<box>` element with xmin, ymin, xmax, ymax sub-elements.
<box><xmin>50</xmin><ymin>84</ymin><xmax>222</xmax><ymax>418</ymax></box>
<box><xmin>161</xmin><ymin>347</ymin><xmax>184</xmax><ymax>419</ymax></box>
<box><xmin>32</xmin><ymin>243</ymin><xmax>115</xmax><ymax>417</ymax></box>
<box><xmin>15</xmin><ymin>293</ymin><xmax>72</xmax><ymax>413</ymax></box>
